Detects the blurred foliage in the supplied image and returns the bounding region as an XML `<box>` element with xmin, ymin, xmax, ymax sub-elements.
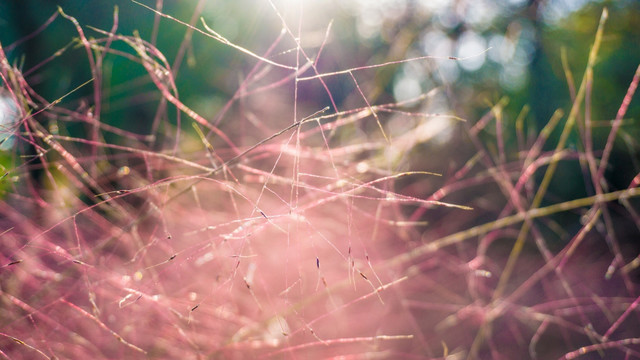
<box><xmin>0</xmin><ymin>0</ymin><xmax>639</xmax><ymax>191</ymax></box>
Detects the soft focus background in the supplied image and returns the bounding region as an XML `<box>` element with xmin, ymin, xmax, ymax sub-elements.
<box><xmin>1</xmin><ymin>0</ymin><xmax>640</xmax><ymax>359</ymax></box>
<box><xmin>2</xmin><ymin>0</ymin><xmax>639</xmax><ymax>192</ymax></box>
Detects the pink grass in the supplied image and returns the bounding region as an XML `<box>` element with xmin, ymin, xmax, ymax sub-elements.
<box><xmin>0</xmin><ymin>3</ymin><xmax>639</xmax><ymax>360</ymax></box>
